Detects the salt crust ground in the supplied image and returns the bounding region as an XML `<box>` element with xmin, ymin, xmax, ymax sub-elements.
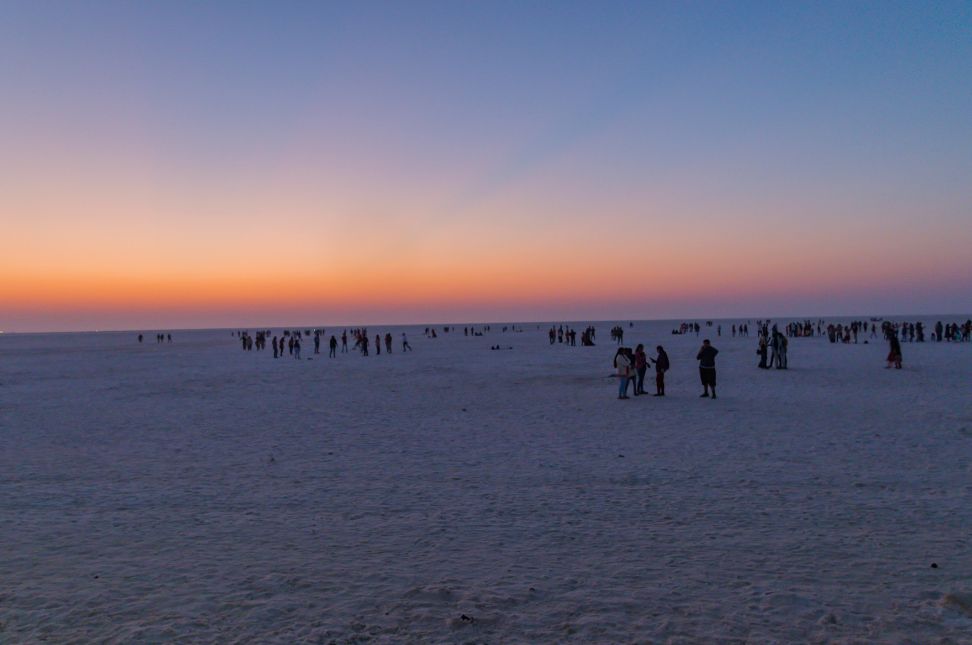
<box><xmin>1</xmin><ymin>319</ymin><xmax>971</xmax><ymax>643</ymax></box>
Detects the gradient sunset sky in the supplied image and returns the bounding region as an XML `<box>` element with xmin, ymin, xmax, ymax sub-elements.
<box><xmin>2</xmin><ymin>1</ymin><xmax>970</xmax><ymax>332</ymax></box>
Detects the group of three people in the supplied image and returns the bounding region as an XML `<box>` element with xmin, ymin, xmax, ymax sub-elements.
<box><xmin>613</xmin><ymin>344</ymin><xmax>671</xmax><ymax>399</ymax></box>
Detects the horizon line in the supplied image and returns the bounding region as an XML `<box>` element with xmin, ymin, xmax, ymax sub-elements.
<box><xmin>4</xmin><ymin>311</ymin><xmax>971</xmax><ymax>336</ymax></box>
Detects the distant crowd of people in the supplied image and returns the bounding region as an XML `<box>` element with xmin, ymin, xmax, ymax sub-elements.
<box><xmin>137</xmin><ymin>333</ymin><xmax>171</xmax><ymax>343</ymax></box>
<box><xmin>548</xmin><ymin>325</ymin><xmax>596</xmax><ymax>346</ymax></box>
<box><xmin>135</xmin><ymin>316</ymin><xmax>967</xmax><ymax>399</ymax></box>
<box><xmin>226</xmin><ymin>328</ymin><xmax>413</xmax><ymax>360</ymax></box>
<box><xmin>602</xmin><ymin>316</ymin><xmax>972</xmax><ymax>400</ymax></box>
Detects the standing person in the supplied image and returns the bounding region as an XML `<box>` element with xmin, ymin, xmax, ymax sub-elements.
<box><xmin>886</xmin><ymin>333</ymin><xmax>903</xmax><ymax>369</ymax></box>
<box><xmin>769</xmin><ymin>328</ymin><xmax>780</xmax><ymax>368</ymax></box>
<box><xmin>314</xmin><ymin>333</ymin><xmax>321</xmax><ymax>354</ymax></box>
<box><xmin>293</xmin><ymin>335</ymin><xmax>302</xmax><ymax>360</ymax></box>
<box><xmin>696</xmin><ymin>339</ymin><xmax>719</xmax><ymax>399</ymax></box>
<box><xmin>653</xmin><ymin>345</ymin><xmax>670</xmax><ymax>396</ymax></box>
<box><xmin>328</xmin><ymin>335</ymin><xmax>337</xmax><ymax>358</ymax></box>
<box><xmin>385</xmin><ymin>333</ymin><xmax>393</xmax><ymax>354</ymax></box>
<box><xmin>614</xmin><ymin>347</ymin><xmax>632</xmax><ymax>400</ymax></box>
<box><xmin>272</xmin><ymin>336</ymin><xmax>279</xmax><ymax>359</ymax></box>
<box><xmin>757</xmin><ymin>335</ymin><xmax>769</xmax><ymax>369</ymax></box>
<box><xmin>402</xmin><ymin>332</ymin><xmax>412</xmax><ymax>352</ymax></box>
<box><xmin>634</xmin><ymin>344</ymin><xmax>648</xmax><ymax>396</ymax></box>
<box><xmin>341</xmin><ymin>331</ymin><xmax>348</xmax><ymax>353</ymax></box>
<box><xmin>375</xmin><ymin>334</ymin><xmax>381</xmax><ymax>355</ymax></box>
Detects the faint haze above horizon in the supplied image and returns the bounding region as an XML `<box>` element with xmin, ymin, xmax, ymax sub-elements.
<box><xmin>2</xmin><ymin>1</ymin><xmax>971</xmax><ymax>333</ymax></box>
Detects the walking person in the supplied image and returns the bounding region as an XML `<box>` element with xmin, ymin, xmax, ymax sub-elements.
<box><xmin>696</xmin><ymin>339</ymin><xmax>719</xmax><ymax>399</ymax></box>
<box><xmin>402</xmin><ymin>332</ymin><xmax>412</xmax><ymax>352</ymax></box>
<box><xmin>653</xmin><ymin>345</ymin><xmax>670</xmax><ymax>396</ymax></box>
<box><xmin>329</xmin><ymin>335</ymin><xmax>337</xmax><ymax>358</ymax></box>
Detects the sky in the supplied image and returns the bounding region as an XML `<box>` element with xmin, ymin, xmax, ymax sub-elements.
<box><xmin>1</xmin><ymin>1</ymin><xmax>970</xmax><ymax>331</ymax></box>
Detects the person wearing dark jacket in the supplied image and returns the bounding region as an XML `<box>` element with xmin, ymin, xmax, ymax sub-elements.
<box><xmin>653</xmin><ymin>345</ymin><xmax>670</xmax><ymax>396</ymax></box>
<box><xmin>696</xmin><ymin>339</ymin><xmax>719</xmax><ymax>399</ymax></box>
<box><xmin>634</xmin><ymin>344</ymin><xmax>648</xmax><ymax>395</ymax></box>
<box><xmin>886</xmin><ymin>333</ymin><xmax>903</xmax><ymax>369</ymax></box>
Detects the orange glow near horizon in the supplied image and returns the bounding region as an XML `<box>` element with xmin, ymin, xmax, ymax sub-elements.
<box><xmin>4</xmin><ymin>226</ymin><xmax>969</xmax><ymax>329</ymax></box>
<box><xmin>4</xmin><ymin>161</ymin><xmax>972</xmax><ymax>331</ymax></box>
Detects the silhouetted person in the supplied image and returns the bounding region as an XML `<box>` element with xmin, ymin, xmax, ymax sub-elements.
<box><xmin>775</xmin><ymin>332</ymin><xmax>788</xmax><ymax>369</ymax></box>
<box><xmin>887</xmin><ymin>333</ymin><xmax>903</xmax><ymax>369</ymax></box>
<box><xmin>653</xmin><ymin>345</ymin><xmax>669</xmax><ymax>396</ymax></box>
<box><xmin>634</xmin><ymin>344</ymin><xmax>648</xmax><ymax>395</ymax></box>
<box><xmin>696</xmin><ymin>339</ymin><xmax>719</xmax><ymax>399</ymax></box>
